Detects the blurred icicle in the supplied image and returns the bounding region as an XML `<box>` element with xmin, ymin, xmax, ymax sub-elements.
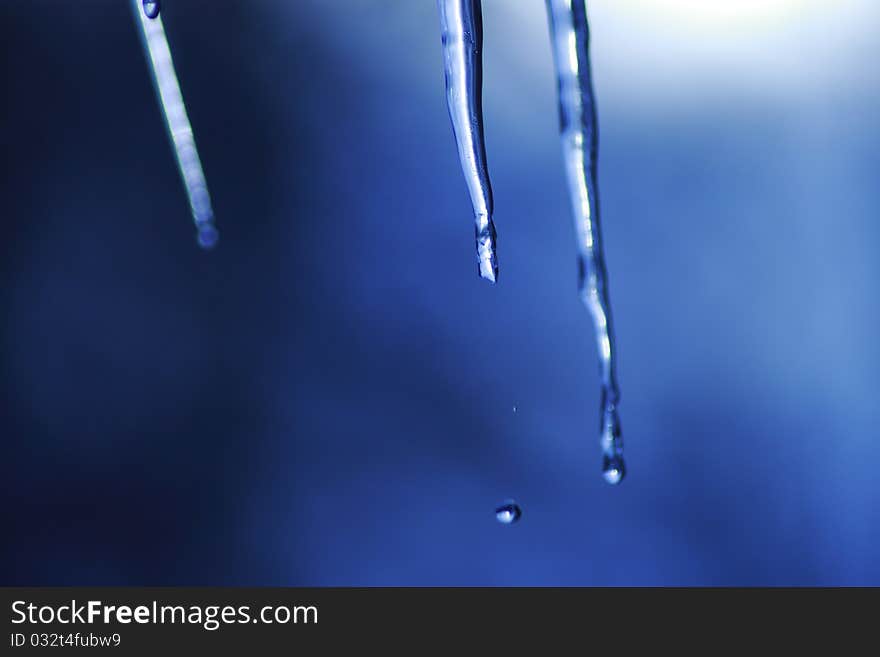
<box><xmin>132</xmin><ymin>0</ymin><xmax>218</xmax><ymax>249</ymax></box>
<box><xmin>437</xmin><ymin>0</ymin><xmax>498</xmax><ymax>282</ymax></box>
<box><xmin>546</xmin><ymin>0</ymin><xmax>625</xmax><ymax>484</ymax></box>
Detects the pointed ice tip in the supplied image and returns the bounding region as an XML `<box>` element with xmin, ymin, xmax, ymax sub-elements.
<box><xmin>478</xmin><ymin>260</ymin><xmax>498</xmax><ymax>284</ymax></box>
<box><xmin>602</xmin><ymin>454</ymin><xmax>626</xmax><ymax>485</ymax></box>
<box><xmin>476</xmin><ymin>219</ymin><xmax>498</xmax><ymax>283</ymax></box>
<box><xmin>196</xmin><ymin>223</ymin><xmax>219</xmax><ymax>250</ymax></box>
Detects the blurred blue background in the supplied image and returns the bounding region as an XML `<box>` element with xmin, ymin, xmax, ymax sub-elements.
<box><xmin>2</xmin><ymin>0</ymin><xmax>879</xmax><ymax>585</ymax></box>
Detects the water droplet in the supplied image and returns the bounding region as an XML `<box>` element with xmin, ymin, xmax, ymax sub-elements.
<box><xmin>197</xmin><ymin>224</ymin><xmax>219</xmax><ymax>250</ymax></box>
<box><xmin>142</xmin><ymin>0</ymin><xmax>160</xmax><ymax>19</ymax></box>
<box><xmin>512</xmin><ymin>405</ymin><xmax>517</xmax><ymax>413</ymax></box>
<box><xmin>602</xmin><ymin>454</ymin><xmax>626</xmax><ymax>485</ymax></box>
<box><xmin>495</xmin><ymin>501</ymin><xmax>522</xmax><ymax>525</ymax></box>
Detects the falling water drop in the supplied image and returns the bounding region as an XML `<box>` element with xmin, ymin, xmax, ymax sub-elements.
<box><xmin>495</xmin><ymin>500</ymin><xmax>522</xmax><ymax>525</ymax></box>
<box><xmin>142</xmin><ymin>0</ymin><xmax>160</xmax><ymax>20</ymax></box>
<box><xmin>512</xmin><ymin>404</ymin><xmax>517</xmax><ymax>413</ymax></box>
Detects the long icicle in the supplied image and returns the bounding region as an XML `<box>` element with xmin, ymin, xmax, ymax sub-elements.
<box><xmin>437</xmin><ymin>0</ymin><xmax>498</xmax><ymax>282</ymax></box>
<box><xmin>132</xmin><ymin>0</ymin><xmax>218</xmax><ymax>249</ymax></box>
<box><xmin>546</xmin><ymin>0</ymin><xmax>625</xmax><ymax>484</ymax></box>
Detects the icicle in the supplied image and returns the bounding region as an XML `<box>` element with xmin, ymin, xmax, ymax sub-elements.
<box><xmin>437</xmin><ymin>0</ymin><xmax>498</xmax><ymax>282</ymax></box>
<box><xmin>546</xmin><ymin>0</ymin><xmax>624</xmax><ymax>483</ymax></box>
<box><xmin>132</xmin><ymin>0</ymin><xmax>218</xmax><ymax>249</ymax></box>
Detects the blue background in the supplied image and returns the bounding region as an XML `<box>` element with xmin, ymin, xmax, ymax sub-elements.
<box><xmin>2</xmin><ymin>0</ymin><xmax>879</xmax><ymax>585</ymax></box>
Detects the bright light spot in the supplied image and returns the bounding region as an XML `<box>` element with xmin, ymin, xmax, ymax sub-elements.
<box><xmin>617</xmin><ymin>0</ymin><xmax>816</xmax><ymax>29</ymax></box>
<box><xmin>567</xmin><ymin>31</ymin><xmax>579</xmax><ymax>74</ymax></box>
